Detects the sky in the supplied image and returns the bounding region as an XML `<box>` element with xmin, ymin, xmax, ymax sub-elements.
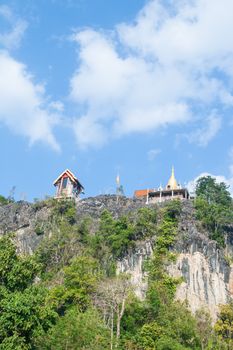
<box><xmin>0</xmin><ymin>0</ymin><xmax>233</xmax><ymax>201</ymax></box>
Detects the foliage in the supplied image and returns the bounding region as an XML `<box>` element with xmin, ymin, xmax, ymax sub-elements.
<box><xmin>0</xmin><ymin>194</ymin><xmax>8</xmax><ymax>205</ymax></box>
<box><xmin>35</xmin><ymin>224</ymin><xmax>45</xmax><ymax>236</ymax></box>
<box><xmin>92</xmin><ymin>208</ymin><xmax>158</xmax><ymax>262</ymax></box>
<box><xmin>195</xmin><ymin>176</ymin><xmax>233</xmax><ymax>246</ymax></box>
<box><xmin>0</xmin><ymin>286</ymin><xmax>57</xmax><ymax>349</ymax></box>
<box><xmin>120</xmin><ymin>297</ymin><xmax>148</xmax><ymax>336</ymax></box>
<box><xmin>195</xmin><ymin>176</ymin><xmax>232</xmax><ymax>206</ymax></box>
<box><xmin>195</xmin><ymin>308</ymin><xmax>213</xmax><ymax>350</ymax></box>
<box><xmin>36</xmin><ymin>307</ymin><xmax>110</xmax><ymax>350</ymax></box>
<box><xmin>0</xmin><ymin>235</ymin><xmax>40</xmax><ymax>292</ymax></box>
<box><xmin>214</xmin><ymin>303</ymin><xmax>233</xmax><ymax>348</ymax></box>
<box><xmin>146</xmin><ymin>200</ymin><xmax>182</xmax><ymax>310</ymax></box>
<box><xmin>0</xmin><ymin>235</ymin><xmax>57</xmax><ymax>349</ymax></box>
<box><xmin>134</xmin><ymin>207</ymin><xmax>158</xmax><ymax>239</ymax></box>
<box><xmin>51</xmin><ymin>198</ymin><xmax>77</xmax><ymax>225</ymax></box>
<box><xmin>35</xmin><ymin>220</ymin><xmax>82</xmax><ymax>276</ymax></box>
<box><xmin>120</xmin><ymin>200</ymin><xmax>200</xmax><ymax>350</ymax></box>
<box><xmin>49</xmin><ymin>256</ymin><xmax>100</xmax><ymax>313</ymax></box>
<box><xmin>3</xmin><ymin>197</ymin><xmax>233</xmax><ymax>349</ymax></box>
<box><xmin>96</xmin><ymin>210</ymin><xmax>135</xmax><ymax>258</ymax></box>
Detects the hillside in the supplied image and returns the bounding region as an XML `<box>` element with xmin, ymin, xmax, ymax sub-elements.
<box><xmin>0</xmin><ymin>181</ymin><xmax>233</xmax><ymax>349</ymax></box>
<box><xmin>1</xmin><ymin>195</ymin><xmax>233</xmax><ymax>317</ymax></box>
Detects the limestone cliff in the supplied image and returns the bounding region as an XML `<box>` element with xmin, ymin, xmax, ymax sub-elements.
<box><xmin>117</xmin><ymin>201</ymin><xmax>233</xmax><ymax>320</ymax></box>
<box><xmin>0</xmin><ymin>196</ymin><xmax>233</xmax><ymax>319</ymax></box>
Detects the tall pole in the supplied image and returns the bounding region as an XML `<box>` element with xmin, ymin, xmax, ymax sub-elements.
<box><xmin>146</xmin><ymin>189</ymin><xmax>149</xmax><ymax>204</ymax></box>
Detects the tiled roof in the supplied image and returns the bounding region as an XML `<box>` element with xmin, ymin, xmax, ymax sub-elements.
<box><xmin>53</xmin><ymin>169</ymin><xmax>81</xmax><ymax>186</ymax></box>
<box><xmin>134</xmin><ymin>189</ymin><xmax>150</xmax><ymax>197</ymax></box>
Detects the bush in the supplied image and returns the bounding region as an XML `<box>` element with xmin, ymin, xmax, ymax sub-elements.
<box><xmin>0</xmin><ymin>195</ymin><xmax>8</xmax><ymax>205</ymax></box>
<box><xmin>36</xmin><ymin>307</ymin><xmax>110</xmax><ymax>350</ymax></box>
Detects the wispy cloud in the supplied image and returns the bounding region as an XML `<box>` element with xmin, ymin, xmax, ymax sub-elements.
<box><xmin>147</xmin><ymin>148</ymin><xmax>161</xmax><ymax>161</ymax></box>
<box><xmin>188</xmin><ymin>114</ymin><xmax>222</xmax><ymax>147</ymax></box>
<box><xmin>70</xmin><ymin>0</ymin><xmax>233</xmax><ymax>148</ymax></box>
<box><xmin>0</xmin><ymin>5</ymin><xmax>27</xmax><ymax>50</ymax></box>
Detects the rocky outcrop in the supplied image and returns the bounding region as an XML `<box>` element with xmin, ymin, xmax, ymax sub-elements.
<box><xmin>1</xmin><ymin>196</ymin><xmax>233</xmax><ymax>319</ymax></box>
<box><xmin>76</xmin><ymin>195</ymin><xmax>147</xmax><ymax>220</ymax></box>
<box><xmin>0</xmin><ymin>201</ymin><xmax>51</xmax><ymax>254</ymax></box>
<box><xmin>117</xmin><ymin>201</ymin><xmax>233</xmax><ymax>320</ymax></box>
<box><xmin>0</xmin><ymin>195</ymin><xmax>147</xmax><ymax>254</ymax></box>
<box><xmin>117</xmin><ymin>240</ymin><xmax>153</xmax><ymax>299</ymax></box>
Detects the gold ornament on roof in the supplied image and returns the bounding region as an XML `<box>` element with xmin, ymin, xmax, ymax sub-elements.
<box><xmin>116</xmin><ymin>174</ymin><xmax>120</xmax><ymax>186</ymax></box>
<box><xmin>166</xmin><ymin>166</ymin><xmax>178</xmax><ymax>190</ymax></box>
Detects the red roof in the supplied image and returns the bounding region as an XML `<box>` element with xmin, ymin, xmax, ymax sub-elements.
<box><xmin>53</xmin><ymin>169</ymin><xmax>81</xmax><ymax>186</ymax></box>
<box><xmin>134</xmin><ymin>189</ymin><xmax>154</xmax><ymax>198</ymax></box>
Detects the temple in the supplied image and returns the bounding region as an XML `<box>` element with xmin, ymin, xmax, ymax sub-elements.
<box><xmin>134</xmin><ymin>167</ymin><xmax>189</xmax><ymax>203</ymax></box>
<box><xmin>53</xmin><ymin>169</ymin><xmax>84</xmax><ymax>199</ymax></box>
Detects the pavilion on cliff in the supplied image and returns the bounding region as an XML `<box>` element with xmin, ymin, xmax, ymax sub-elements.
<box><xmin>134</xmin><ymin>167</ymin><xmax>189</xmax><ymax>204</ymax></box>
<box><xmin>53</xmin><ymin>169</ymin><xmax>84</xmax><ymax>199</ymax></box>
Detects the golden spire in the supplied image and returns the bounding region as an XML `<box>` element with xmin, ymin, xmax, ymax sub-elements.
<box><xmin>116</xmin><ymin>174</ymin><xmax>120</xmax><ymax>186</ymax></box>
<box><xmin>166</xmin><ymin>166</ymin><xmax>178</xmax><ymax>190</ymax></box>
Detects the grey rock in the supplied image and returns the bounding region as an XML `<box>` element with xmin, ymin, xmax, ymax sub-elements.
<box><xmin>1</xmin><ymin>197</ymin><xmax>233</xmax><ymax>319</ymax></box>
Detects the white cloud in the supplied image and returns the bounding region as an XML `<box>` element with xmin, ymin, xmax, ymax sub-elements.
<box><xmin>147</xmin><ymin>148</ymin><xmax>161</xmax><ymax>161</ymax></box>
<box><xmin>70</xmin><ymin>0</ymin><xmax>233</xmax><ymax>148</ymax></box>
<box><xmin>188</xmin><ymin>113</ymin><xmax>222</xmax><ymax>147</ymax></box>
<box><xmin>0</xmin><ymin>51</ymin><xmax>60</xmax><ymax>151</ymax></box>
<box><xmin>49</xmin><ymin>101</ymin><xmax>64</xmax><ymax>113</ymax></box>
<box><xmin>0</xmin><ymin>5</ymin><xmax>27</xmax><ymax>49</ymax></box>
<box><xmin>0</xmin><ymin>6</ymin><xmax>61</xmax><ymax>151</ymax></box>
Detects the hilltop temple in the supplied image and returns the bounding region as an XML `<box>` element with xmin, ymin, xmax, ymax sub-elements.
<box><xmin>134</xmin><ymin>167</ymin><xmax>189</xmax><ymax>203</ymax></box>
<box><xmin>53</xmin><ymin>169</ymin><xmax>84</xmax><ymax>199</ymax></box>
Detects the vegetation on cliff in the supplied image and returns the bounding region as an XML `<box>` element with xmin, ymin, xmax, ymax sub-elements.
<box><xmin>0</xmin><ymin>176</ymin><xmax>233</xmax><ymax>349</ymax></box>
<box><xmin>195</xmin><ymin>176</ymin><xmax>233</xmax><ymax>246</ymax></box>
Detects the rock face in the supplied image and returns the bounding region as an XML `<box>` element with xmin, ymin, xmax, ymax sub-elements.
<box><xmin>117</xmin><ymin>240</ymin><xmax>153</xmax><ymax>299</ymax></box>
<box><xmin>0</xmin><ymin>196</ymin><xmax>233</xmax><ymax>319</ymax></box>
<box><xmin>117</xmin><ymin>201</ymin><xmax>233</xmax><ymax>320</ymax></box>
<box><xmin>76</xmin><ymin>195</ymin><xmax>146</xmax><ymax>220</ymax></box>
<box><xmin>0</xmin><ymin>201</ymin><xmax>50</xmax><ymax>254</ymax></box>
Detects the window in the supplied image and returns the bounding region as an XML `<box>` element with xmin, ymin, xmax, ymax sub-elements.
<box><xmin>62</xmin><ymin>177</ymin><xmax>68</xmax><ymax>189</ymax></box>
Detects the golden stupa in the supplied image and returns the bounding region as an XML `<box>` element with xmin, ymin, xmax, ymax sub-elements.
<box><xmin>166</xmin><ymin>166</ymin><xmax>178</xmax><ymax>190</ymax></box>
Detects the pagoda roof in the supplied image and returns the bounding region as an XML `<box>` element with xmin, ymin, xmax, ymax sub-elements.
<box><xmin>53</xmin><ymin>169</ymin><xmax>83</xmax><ymax>188</ymax></box>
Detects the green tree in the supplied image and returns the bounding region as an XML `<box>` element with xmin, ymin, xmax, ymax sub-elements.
<box><xmin>49</xmin><ymin>256</ymin><xmax>100</xmax><ymax>313</ymax></box>
<box><xmin>35</xmin><ymin>219</ymin><xmax>82</xmax><ymax>276</ymax></box>
<box><xmin>0</xmin><ymin>235</ymin><xmax>40</xmax><ymax>291</ymax></box>
<box><xmin>134</xmin><ymin>207</ymin><xmax>157</xmax><ymax>239</ymax></box>
<box><xmin>195</xmin><ymin>308</ymin><xmax>213</xmax><ymax>350</ymax></box>
<box><xmin>91</xmin><ymin>210</ymin><xmax>136</xmax><ymax>266</ymax></box>
<box><xmin>0</xmin><ymin>286</ymin><xmax>57</xmax><ymax>349</ymax></box>
<box><xmin>37</xmin><ymin>307</ymin><xmax>110</xmax><ymax>350</ymax></box>
<box><xmin>0</xmin><ymin>235</ymin><xmax>57</xmax><ymax>349</ymax></box>
<box><xmin>0</xmin><ymin>194</ymin><xmax>8</xmax><ymax>205</ymax></box>
<box><xmin>195</xmin><ymin>176</ymin><xmax>233</xmax><ymax>246</ymax></box>
<box><xmin>196</xmin><ymin>176</ymin><xmax>232</xmax><ymax>207</ymax></box>
<box><xmin>135</xmin><ymin>302</ymin><xmax>200</xmax><ymax>350</ymax></box>
<box><xmin>214</xmin><ymin>303</ymin><xmax>233</xmax><ymax>349</ymax></box>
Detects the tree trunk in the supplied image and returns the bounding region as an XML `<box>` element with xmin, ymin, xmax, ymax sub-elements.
<box><xmin>115</xmin><ymin>298</ymin><xmax>126</xmax><ymax>348</ymax></box>
<box><xmin>110</xmin><ymin>309</ymin><xmax>114</xmax><ymax>350</ymax></box>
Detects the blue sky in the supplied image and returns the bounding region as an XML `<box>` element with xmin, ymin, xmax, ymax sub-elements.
<box><xmin>0</xmin><ymin>0</ymin><xmax>233</xmax><ymax>201</ymax></box>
